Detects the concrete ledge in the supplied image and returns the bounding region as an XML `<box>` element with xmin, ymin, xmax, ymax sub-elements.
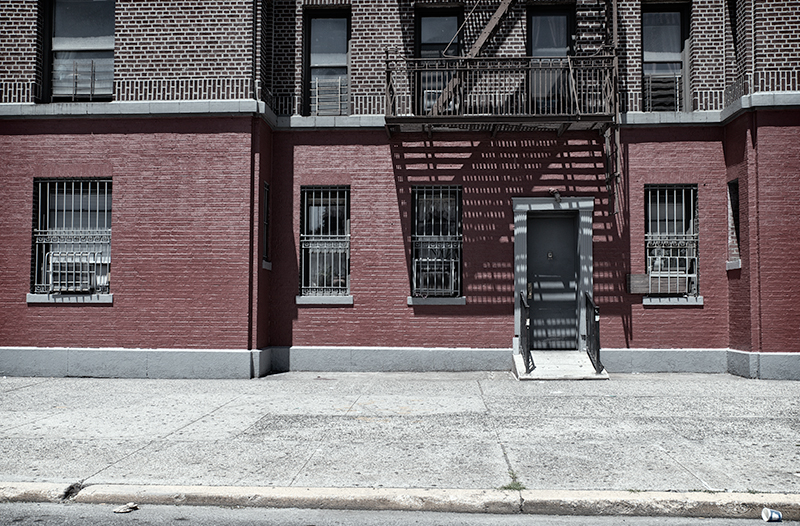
<box><xmin>0</xmin><ymin>482</ymin><xmax>77</xmax><ymax>503</ymax></box>
<box><xmin>288</xmin><ymin>346</ymin><xmax>512</xmax><ymax>372</ymax></box>
<box><xmin>0</xmin><ymin>347</ymin><xmax>261</xmax><ymax>379</ymax></box>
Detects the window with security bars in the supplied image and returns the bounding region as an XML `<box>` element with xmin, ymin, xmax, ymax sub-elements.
<box><xmin>300</xmin><ymin>187</ymin><xmax>350</xmax><ymax>296</ymax></box>
<box><xmin>645</xmin><ymin>185</ymin><xmax>698</xmax><ymax>296</ymax></box>
<box><xmin>411</xmin><ymin>186</ymin><xmax>462</xmax><ymax>297</ymax></box>
<box><xmin>31</xmin><ymin>179</ymin><xmax>112</xmax><ymax>295</ymax></box>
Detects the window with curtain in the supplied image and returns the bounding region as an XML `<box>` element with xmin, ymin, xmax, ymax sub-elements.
<box><xmin>51</xmin><ymin>0</ymin><xmax>115</xmax><ymax>101</ymax></box>
<box><xmin>528</xmin><ymin>9</ymin><xmax>573</xmax><ymax>114</ymax></box>
<box><xmin>307</xmin><ymin>13</ymin><xmax>349</xmax><ymax>116</ymax></box>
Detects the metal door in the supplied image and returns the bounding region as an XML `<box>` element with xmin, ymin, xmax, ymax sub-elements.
<box><xmin>527</xmin><ymin>213</ymin><xmax>579</xmax><ymax>350</ymax></box>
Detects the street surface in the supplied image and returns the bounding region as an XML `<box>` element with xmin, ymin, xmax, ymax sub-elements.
<box><xmin>1</xmin><ymin>502</ymin><xmax>797</xmax><ymax>526</ymax></box>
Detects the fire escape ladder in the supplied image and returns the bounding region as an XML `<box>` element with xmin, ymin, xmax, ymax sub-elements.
<box><xmin>430</xmin><ymin>0</ymin><xmax>515</xmax><ymax>116</ymax></box>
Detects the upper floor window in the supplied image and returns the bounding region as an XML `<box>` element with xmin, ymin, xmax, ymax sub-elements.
<box><xmin>528</xmin><ymin>9</ymin><xmax>573</xmax><ymax>57</ymax></box>
<box><xmin>31</xmin><ymin>179</ymin><xmax>112</xmax><ymax>298</ymax></box>
<box><xmin>415</xmin><ymin>9</ymin><xmax>462</xmax><ymax>114</ymax></box>
<box><xmin>417</xmin><ymin>11</ymin><xmax>461</xmax><ymax>58</ymax></box>
<box><xmin>49</xmin><ymin>0</ymin><xmax>115</xmax><ymax>101</ymax></box>
<box><xmin>305</xmin><ymin>11</ymin><xmax>349</xmax><ymax>116</ymax></box>
<box><xmin>642</xmin><ymin>5</ymin><xmax>689</xmax><ymax>111</ymax></box>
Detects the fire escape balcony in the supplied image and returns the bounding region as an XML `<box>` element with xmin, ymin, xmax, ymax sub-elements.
<box><xmin>385</xmin><ymin>54</ymin><xmax>616</xmax><ymax>133</ymax></box>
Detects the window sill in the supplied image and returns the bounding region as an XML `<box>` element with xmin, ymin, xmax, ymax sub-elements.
<box><xmin>726</xmin><ymin>259</ymin><xmax>742</xmax><ymax>271</ymax></box>
<box><xmin>643</xmin><ymin>296</ymin><xmax>703</xmax><ymax>306</ymax></box>
<box><xmin>27</xmin><ymin>293</ymin><xmax>113</xmax><ymax>304</ymax></box>
<box><xmin>407</xmin><ymin>296</ymin><xmax>467</xmax><ymax>306</ymax></box>
<box><xmin>296</xmin><ymin>295</ymin><xmax>353</xmax><ymax>305</ymax></box>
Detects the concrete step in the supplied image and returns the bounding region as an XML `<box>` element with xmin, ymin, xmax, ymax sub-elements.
<box><xmin>514</xmin><ymin>350</ymin><xmax>609</xmax><ymax>380</ymax></box>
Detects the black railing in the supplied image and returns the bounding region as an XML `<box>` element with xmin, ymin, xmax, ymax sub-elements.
<box><xmin>585</xmin><ymin>292</ymin><xmax>604</xmax><ymax>374</ymax></box>
<box><xmin>519</xmin><ymin>292</ymin><xmax>534</xmax><ymax>373</ymax></box>
<box><xmin>386</xmin><ymin>54</ymin><xmax>616</xmax><ymax>122</ymax></box>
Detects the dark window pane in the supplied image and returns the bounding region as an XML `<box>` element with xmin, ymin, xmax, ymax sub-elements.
<box><xmin>310</xmin><ymin>18</ymin><xmax>348</xmax><ymax>55</ymax></box>
<box><xmin>54</xmin><ymin>0</ymin><xmax>114</xmax><ymax>39</ymax></box>
<box><xmin>530</xmin><ymin>14</ymin><xmax>569</xmax><ymax>57</ymax></box>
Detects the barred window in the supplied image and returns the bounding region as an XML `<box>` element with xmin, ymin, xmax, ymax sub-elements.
<box><xmin>31</xmin><ymin>179</ymin><xmax>112</xmax><ymax>295</ymax></box>
<box><xmin>300</xmin><ymin>186</ymin><xmax>350</xmax><ymax>296</ymax></box>
<box><xmin>411</xmin><ymin>186</ymin><xmax>462</xmax><ymax>297</ymax></box>
<box><xmin>645</xmin><ymin>185</ymin><xmax>698</xmax><ymax>296</ymax></box>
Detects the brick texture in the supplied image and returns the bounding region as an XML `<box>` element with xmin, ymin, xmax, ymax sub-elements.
<box><xmin>0</xmin><ymin>117</ymin><xmax>258</xmax><ymax>349</ymax></box>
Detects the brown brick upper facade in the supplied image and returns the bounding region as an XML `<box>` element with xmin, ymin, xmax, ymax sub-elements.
<box><xmin>0</xmin><ymin>0</ymin><xmax>798</xmax><ymax>112</ymax></box>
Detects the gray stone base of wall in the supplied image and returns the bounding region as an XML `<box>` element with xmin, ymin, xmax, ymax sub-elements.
<box><xmin>0</xmin><ymin>346</ymin><xmax>798</xmax><ymax>380</ymax></box>
<box><xmin>601</xmin><ymin>348</ymin><xmax>800</xmax><ymax>380</ymax></box>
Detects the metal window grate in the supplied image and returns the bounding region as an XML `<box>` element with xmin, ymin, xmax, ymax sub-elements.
<box><xmin>32</xmin><ymin>179</ymin><xmax>112</xmax><ymax>294</ymax></box>
<box><xmin>412</xmin><ymin>186</ymin><xmax>462</xmax><ymax>297</ymax></box>
<box><xmin>645</xmin><ymin>184</ymin><xmax>698</xmax><ymax>295</ymax></box>
<box><xmin>300</xmin><ymin>186</ymin><xmax>350</xmax><ymax>296</ymax></box>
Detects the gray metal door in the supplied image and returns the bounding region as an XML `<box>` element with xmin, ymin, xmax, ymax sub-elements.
<box><xmin>527</xmin><ymin>213</ymin><xmax>579</xmax><ymax>350</ymax></box>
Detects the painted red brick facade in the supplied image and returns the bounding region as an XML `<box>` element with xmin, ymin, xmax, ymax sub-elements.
<box><xmin>1</xmin><ymin>0</ymin><xmax>799</xmax><ymax>377</ymax></box>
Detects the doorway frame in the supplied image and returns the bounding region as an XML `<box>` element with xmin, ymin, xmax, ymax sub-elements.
<box><xmin>513</xmin><ymin>197</ymin><xmax>594</xmax><ymax>351</ymax></box>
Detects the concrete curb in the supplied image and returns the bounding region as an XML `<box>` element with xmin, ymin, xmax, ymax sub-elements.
<box><xmin>0</xmin><ymin>482</ymin><xmax>78</xmax><ymax>503</ymax></box>
<box><xmin>520</xmin><ymin>490</ymin><xmax>800</xmax><ymax>519</ymax></box>
<box><xmin>74</xmin><ymin>486</ymin><xmax>520</xmax><ymax>514</ymax></box>
<box><xmin>68</xmin><ymin>484</ymin><xmax>800</xmax><ymax>519</ymax></box>
<box><xmin>3</xmin><ymin>483</ymin><xmax>799</xmax><ymax>518</ymax></box>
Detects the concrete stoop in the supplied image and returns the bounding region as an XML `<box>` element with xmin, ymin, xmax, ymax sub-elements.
<box><xmin>514</xmin><ymin>351</ymin><xmax>609</xmax><ymax>380</ymax></box>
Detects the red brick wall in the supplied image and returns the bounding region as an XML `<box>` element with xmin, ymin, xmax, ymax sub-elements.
<box><xmin>723</xmin><ymin>112</ymin><xmax>753</xmax><ymax>351</ymax></box>
<box><xmin>751</xmin><ymin>111</ymin><xmax>800</xmax><ymax>353</ymax></box>
<box><xmin>0</xmin><ymin>117</ymin><xmax>256</xmax><ymax>349</ymax></box>
<box><xmin>269</xmin><ymin>129</ymin><xmax>611</xmax><ymax>349</ymax></box>
<box><xmin>613</xmin><ymin>126</ymin><xmax>730</xmax><ymax>349</ymax></box>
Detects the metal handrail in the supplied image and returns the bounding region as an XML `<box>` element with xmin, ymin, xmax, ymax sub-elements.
<box><xmin>585</xmin><ymin>292</ymin><xmax>604</xmax><ymax>374</ymax></box>
<box><xmin>519</xmin><ymin>292</ymin><xmax>534</xmax><ymax>373</ymax></box>
<box><xmin>386</xmin><ymin>54</ymin><xmax>616</xmax><ymax>120</ymax></box>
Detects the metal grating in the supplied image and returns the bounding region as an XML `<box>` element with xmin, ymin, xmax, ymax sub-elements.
<box><xmin>411</xmin><ymin>186</ymin><xmax>462</xmax><ymax>297</ymax></box>
<box><xmin>300</xmin><ymin>187</ymin><xmax>350</xmax><ymax>296</ymax></box>
<box><xmin>645</xmin><ymin>185</ymin><xmax>698</xmax><ymax>296</ymax></box>
<box><xmin>32</xmin><ymin>179</ymin><xmax>112</xmax><ymax>294</ymax></box>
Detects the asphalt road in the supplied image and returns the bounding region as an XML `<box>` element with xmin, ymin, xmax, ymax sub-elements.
<box><xmin>0</xmin><ymin>503</ymin><xmax>797</xmax><ymax>526</ymax></box>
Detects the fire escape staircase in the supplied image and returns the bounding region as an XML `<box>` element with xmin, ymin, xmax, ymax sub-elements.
<box><xmin>428</xmin><ymin>0</ymin><xmax>515</xmax><ymax>117</ymax></box>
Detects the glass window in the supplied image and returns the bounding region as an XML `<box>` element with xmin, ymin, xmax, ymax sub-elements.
<box><xmin>645</xmin><ymin>185</ymin><xmax>698</xmax><ymax>296</ymax></box>
<box><xmin>411</xmin><ymin>186</ymin><xmax>463</xmax><ymax>298</ymax></box>
<box><xmin>642</xmin><ymin>6</ymin><xmax>688</xmax><ymax>111</ymax></box>
<box><xmin>300</xmin><ymin>187</ymin><xmax>350</xmax><ymax>296</ymax></box>
<box><xmin>31</xmin><ymin>179</ymin><xmax>112</xmax><ymax>295</ymax></box>
<box><xmin>51</xmin><ymin>0</ymin><xmax>115</xmax><ymax>101</ymax></box>
<box><xmin>529</xmin><ymin>12</ymin><xmax>571</xmax><ymax>57</ymax></box>
<box><xmin>307</xmin><ymin>13</ymin><xmax>349</xmax><ymax>116</ymax></box>
<box><xmin>419</xmin><ymin>15</ymin><xmax>459</xmax><ymax>58</ymax></box>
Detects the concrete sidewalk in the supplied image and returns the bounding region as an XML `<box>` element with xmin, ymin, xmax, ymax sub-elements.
<box><xmin>1</xmin><ymin>372</ymin><xmax>798</xmax><ymax>519</ymax></box>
